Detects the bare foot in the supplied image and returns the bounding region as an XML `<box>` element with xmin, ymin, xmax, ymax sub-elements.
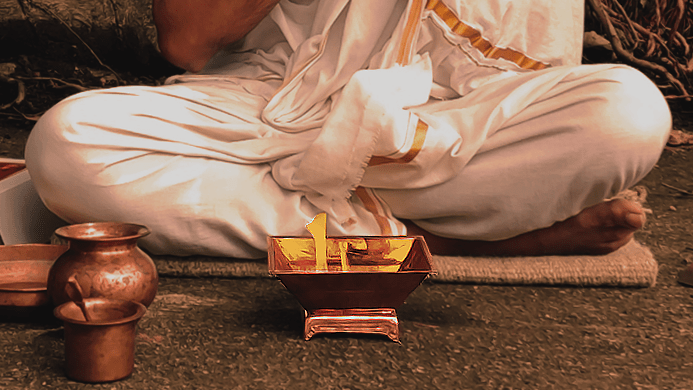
<box><xmin>405</xmin><ymin>198</ymin><xmax>646</xmax><ymax>256</ymax></box>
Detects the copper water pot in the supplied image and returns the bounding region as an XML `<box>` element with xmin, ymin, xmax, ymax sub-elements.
<box><xmin>47</xmin><ymin>222</ymin><xmax>158</xmax><ymax>307</ymax></box>
<box><xmin>54</xmin><ymin>298</ymin><xmax>147</xmax><ymax>383</ymax></box>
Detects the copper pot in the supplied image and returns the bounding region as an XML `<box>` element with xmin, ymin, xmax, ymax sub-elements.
<box><xmin>54</xmin><ymin>298</ymin><xmax>146</xmax><ymax>383</ymax></box>
<box><xmin>47</xmin><ymin>222</ymin><xmax>158</xmax><ymax>307</ymax></box>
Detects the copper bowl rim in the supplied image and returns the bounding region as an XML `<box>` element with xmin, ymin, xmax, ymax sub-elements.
<box><xmin>0</xmin><ymin>243</ymin><xmax>68</xmax><ymax>290</ymax></box>
<box><xmin>267</xmin><ymin>235</ymin><xmax>435</xmax><ymax>275</ymax></box>
<box><xmin>0</xmin><ymin>243</ymin><xmax>68</xmax><ymax>258</ymax></box>
<box><xmin>0</xmin><ymin>284</ymin><xmax>46</xmax><ymax>293</ymax></box>
<box><xmin>54</xmin><ymin>298</ymin><xmax>147</xmax><ymax>326</ymax></box>
<box><xmin>54</xmin><ymin>222</ymin><xmax>150</xmax><ymax>242</ymax></box>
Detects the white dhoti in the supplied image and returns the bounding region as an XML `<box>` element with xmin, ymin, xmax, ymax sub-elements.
<box><xmin>25</xmin><ymin>0</ymin><xmax>671</xmax><ymax>258</ymax></box>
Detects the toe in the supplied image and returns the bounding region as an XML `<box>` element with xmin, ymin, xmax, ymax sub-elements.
<box><xmin>607</xmin><ymin>198</ymin><xmax>645</xmax><ymax>229</ymax></box>
<box><xmin>624</xmin><ymin>211</ymin><xmax>646</xmax><ymax>229</ymax></box>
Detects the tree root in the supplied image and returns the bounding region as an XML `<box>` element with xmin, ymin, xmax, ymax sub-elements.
<box><xmin>585</xmin><ymin>0</ymin><xmax>692</xmax><ymax>100</ymax></box>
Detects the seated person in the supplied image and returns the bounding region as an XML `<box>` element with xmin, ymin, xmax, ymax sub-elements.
<box><xmin>24</xmin><ymin>0</ymin><xmax>671</xmax><ymax>258</ymax></box>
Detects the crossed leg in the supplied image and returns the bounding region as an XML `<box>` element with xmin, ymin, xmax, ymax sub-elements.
<box><xmin>378</xmin><ymin>65</ymin><xmax>671</xmax><ymax>257</ymax></box>
<box><xmin>26</xmin><ymin>65</ymin><xmax>670</xmax><ymax>258</ymax></box>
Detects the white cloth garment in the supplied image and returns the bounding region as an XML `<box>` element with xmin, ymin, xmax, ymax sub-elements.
<box><xmin>25</xmin><ymin>0</ymin><xmax>671</xmax><ymax>258</ymax></box>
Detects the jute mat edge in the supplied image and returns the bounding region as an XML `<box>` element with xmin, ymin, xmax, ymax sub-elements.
<box><xmin>150</xmin><ymin>239</ymin><xmax>657</xmax><ymax>288</ymax></box>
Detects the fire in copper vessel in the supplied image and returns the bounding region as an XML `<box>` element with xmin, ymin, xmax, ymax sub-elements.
<box><xmin>268</xmin><ymin>235</ymin><xmax>434</xmax><ymax>342</ymax></box>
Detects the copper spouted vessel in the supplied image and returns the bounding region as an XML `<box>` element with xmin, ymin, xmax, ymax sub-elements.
<box><xmin>48</xmin><ymin>222</ymin><xmax>158</xmax><ymax>308</ymax></box>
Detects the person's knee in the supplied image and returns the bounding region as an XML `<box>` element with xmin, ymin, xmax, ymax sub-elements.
<box><xmin>26</xmin><ymin>87</ymin><xmax>145</xmax><ymax>170</ymax></box>
<box><xmin>597</xmin><ymin>65</ymin><xmax>672</xmax><ymax>154</ymax></box>
<box><xmin>25</xmin><ymin>89</ymin><xmax>127</xmax><ymax>222</ymax></box>
<box><xmin>26</xmin><ymin>91</ymin><xmax>95</xmax><ymax>177</ymax></box>
<box><xmin>575</xmin><ymin>65</ymin><xmax>672</xmax><ymax>196</ymax></box>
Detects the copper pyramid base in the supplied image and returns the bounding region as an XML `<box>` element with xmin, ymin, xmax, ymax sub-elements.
<box><xmin>303</xmin><ymin>308</ymin><xmax>401</xmax><ymax>343</ymax></box>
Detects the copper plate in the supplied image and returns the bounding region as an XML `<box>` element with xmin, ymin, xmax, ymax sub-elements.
<box><xmin>268</xmin><ymin>236</ymin><xmax>435</xmax><ymax>342</ymax></box>
<box><xmin>0</xmin><ymin>244</ymin><xmax>68</xmax><ymax>308</ymax></box>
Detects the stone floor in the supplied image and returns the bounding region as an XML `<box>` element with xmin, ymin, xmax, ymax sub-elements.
<box><xmin>2</xmin><ymin>259</ymin><xmax>693</xmax><ymax>390</ymax></box>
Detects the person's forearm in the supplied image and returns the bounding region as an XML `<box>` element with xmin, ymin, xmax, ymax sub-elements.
<box><xmin>153</xmin><ymin>0</ymin><xmax>281</xmax><ymax>73</ymax></box>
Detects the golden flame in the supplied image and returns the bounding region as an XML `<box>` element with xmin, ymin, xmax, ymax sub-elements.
<box><xmin>269</xmin><ymin>213</ymin><xmax>416</xmax><ymax>273</ymax></box>
<box><xmin>305</xmin><ymin>213</ymin><xmax>328</xmax><ymax>271</ymax></box>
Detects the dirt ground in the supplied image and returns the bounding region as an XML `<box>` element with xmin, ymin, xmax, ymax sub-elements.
<box><xmin>1</xmin><ymin>54</ymin><xmax>693</xmax><ymax>389</ymax></box>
